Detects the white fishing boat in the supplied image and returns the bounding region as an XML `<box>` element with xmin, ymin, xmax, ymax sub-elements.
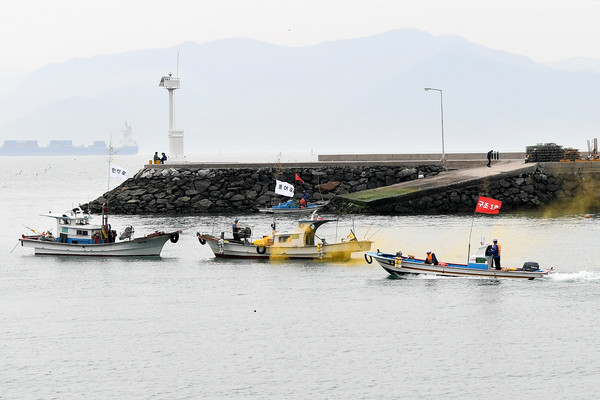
<box><xmin>19</xmin><ymin>206</ymin><xmax>181</xmax><ymax>256</ymax></box>
<box><xmin>196</xmin><ymin>213</ymin><xmax>372</xmax><ymax>261</ymax></box>
<box><xmin>365</xmin><ymin>244</ymin><xmax>554</xmax><ymax>280</ymax></box>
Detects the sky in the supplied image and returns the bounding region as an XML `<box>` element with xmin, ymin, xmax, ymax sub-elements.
<box><xmin>3</xmin><ymin>0</ymin><xmax>600</xmax><ymax>71</ymax></box>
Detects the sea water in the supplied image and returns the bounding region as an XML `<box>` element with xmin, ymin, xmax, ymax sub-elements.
<box><xmin>1</xmin><ymin>155</ymin><xmax>599</xmax><ymax>399</ymax></box>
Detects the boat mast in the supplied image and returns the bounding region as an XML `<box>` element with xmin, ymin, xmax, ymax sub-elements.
<box><xmin>103</xmin><ymin>139</ymin><xmax>114</xmax><ymax>233</ymax></box>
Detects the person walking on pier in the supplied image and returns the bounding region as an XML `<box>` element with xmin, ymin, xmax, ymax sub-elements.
<box><xmin>487</xmin><ymin>150</ymin><xmax>493</xmax><ymax>167</ymax></box>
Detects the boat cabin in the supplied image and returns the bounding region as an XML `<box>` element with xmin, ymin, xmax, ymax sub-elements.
<box><xmin>41</xmin><ymin>212</ymin><xmax>104</xmax><ymax>244</ymax></box>
<box><xmin>266</xmin><ymin>219</ymin><xmax>333</xmax><ymax>247</ymax></box>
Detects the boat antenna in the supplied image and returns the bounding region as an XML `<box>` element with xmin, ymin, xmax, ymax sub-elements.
<box><xmin>466</xmin><ymin>208</ymin><xmax>477</xmax><ymax>264</ymax></box>
<box><xmin>107</xmin><ymin>136</ymin><xmax>114</xmax><ymax>194</ymax></box>
<box><xmin>103</xmin><ymin>137</ymin><xmax>115</xmax><ymax>234</ymax></box>
<box><xmin>316</xmin><ymin>173</ymin><xmax>324</xmax><ymax>202</ymax></box>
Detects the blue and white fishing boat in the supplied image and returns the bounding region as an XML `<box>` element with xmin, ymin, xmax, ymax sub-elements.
<box><xmin>365</xmin><ymin>244</ymin><xmax>554</xmax><ymax>280</ymax></box>
<box><xmin>19</xmin><ymin>206</ymin><xmax>180</xmax><ymax>256</ymax></box>
<box><xmin>258</xmin><ymin>199</ymin><xmax>328</xmax><ymax>214</ymax></box>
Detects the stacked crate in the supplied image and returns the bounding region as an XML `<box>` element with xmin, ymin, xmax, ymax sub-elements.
<box><xmin>525</xmin><ymin>143</ymin><xmax>564</xmax><ymax>162</ymax></box>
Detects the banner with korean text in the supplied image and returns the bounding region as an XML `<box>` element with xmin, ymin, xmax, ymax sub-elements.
<box><xmin>109</xmin><ymin>164</ymin><xmax>129</xmax><ymax>181</ymax></box>
<box><xmin>475</xmin><ymin>196</ymin><xmax>502</xmax><ymax>214</ymax></box>
<box><xmin>275</xmin><ymin>180</ymin><xmax>294</xmax><ymax>197</ymax></box>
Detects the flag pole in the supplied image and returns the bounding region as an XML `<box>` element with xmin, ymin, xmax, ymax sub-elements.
<box><xmin>467</xmin><ymin>210</ymin><xmax>477</xmax><ymax>264</ymax></box>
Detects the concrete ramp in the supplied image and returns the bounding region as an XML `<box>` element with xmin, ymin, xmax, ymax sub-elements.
<box><xmin>340</xmin><ymin>160</ymin><xmax>537</xmax><ymax>207</ymax></box>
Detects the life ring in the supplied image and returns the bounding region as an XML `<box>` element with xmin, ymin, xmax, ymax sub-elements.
<box><xmin>198</xmin><ymin>237</ymin><xmax>206</xmax><ymax>245</ymax></box>
<box><xmin>364</xmin><ymin>254</ymin><xmax>373</xmax><ymax>264</ymax></box>
<box><xmin>170</xmin><ymin>232</ymin><xmax>179</xmax><ymax>243</ymax></box>
<box><xmin>256</xmin><ymin>246</ymin><xmax>266</xmax><ymax>254</ymax></box>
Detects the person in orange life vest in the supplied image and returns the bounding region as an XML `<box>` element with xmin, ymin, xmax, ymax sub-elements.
<box><xmin>424</xmin><ymin>249</ymin><xmax>439</xmax><ymax>265</ymax></box>
<box><xmin>490</xmin><ymin>239</ymin><xmax>501</xmax><ymax>270</ymax></box>
<box><xmin>300</xmin><ymin>191</ymin><xmax>309</xmax><ymax>208</ymax></box>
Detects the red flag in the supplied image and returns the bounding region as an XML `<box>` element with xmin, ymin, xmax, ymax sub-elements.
<box><xmin>475</xmin><ymin>196</ymin><xmax>502</xmax><ymax>214</ymax></box>
<box><xmin>295</xmin><ymin>173</ymin><xmax>305</xmax><ymax>184</ymax></box>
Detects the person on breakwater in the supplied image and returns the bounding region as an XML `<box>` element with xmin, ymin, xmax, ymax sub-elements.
<box><xmin>233</xmin><ymin>218</ymin><xmax>241</xmax><ymax>241</ymax></box>
<box><xmin>490</xmin><ymin>239</ymin><xmax>501</xmax><ymax>270</ymax></box>
<box><xmin>153</xmin><ymin>152</ymin><xmax>160</xmax><ymax>164</ymax></box>
<box><xmin>424</xmin><ymin>249</ymin><xmax>439</xmax><ymax>265</ymax></box>
<box><xmin>487</xmin><ymin>150</ymin><xmax>493</xmax><ymax>167</ymax></box>
<box><xmin>161</xmin><ymin>152</ymin><xmax>167</xmax><ymax>164</ymax></box>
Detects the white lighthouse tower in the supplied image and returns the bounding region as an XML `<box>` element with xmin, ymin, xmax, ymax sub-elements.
<box><xmin>159</xmin><ymin>71</ymin><xmax>184</xmax><ymax>159</ymax></box>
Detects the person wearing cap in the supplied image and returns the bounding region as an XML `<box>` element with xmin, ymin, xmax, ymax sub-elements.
<box><xmin>232</xmin><ymin>218</ymin><xmax>241</xmax><ymax>241</ymax></box>
<box><xmin>490</xmin><ymin>239</ymin><xmax>501</xmax><ymax>270</ymax></box>
<box><xmin>424</xmin><ymin>249</ymin><xmax>439</xmax><ymax>265</ymax></box>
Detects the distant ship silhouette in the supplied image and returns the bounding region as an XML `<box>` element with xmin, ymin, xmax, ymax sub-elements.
<box><xmin>0</xmin><ymin>122</ymin><xmax>138</xmax><ymax>156</ymax></box>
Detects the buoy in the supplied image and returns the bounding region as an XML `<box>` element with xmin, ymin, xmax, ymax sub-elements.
<box><xmin>585</xmin><ymin>214</ymin><xmax>591</xmax><ymax>218</ymax></box>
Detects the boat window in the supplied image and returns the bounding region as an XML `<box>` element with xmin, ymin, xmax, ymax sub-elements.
<box><xmin>278</xmin><ymin>235</ymin><xmax>291</xmax><ymax>243</ymax></box>
<box><xmin>76</xmin><ymin>230</ymin><xmax>89</xmax><ymax>236</ymax></box>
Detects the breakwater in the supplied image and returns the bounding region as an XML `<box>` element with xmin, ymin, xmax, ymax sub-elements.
<box><xmin>334</xmin><ymin>163</ymin><xmax>600</xmax><ymax>215</ymax></box>
<box><xmin>82</xmin><ymin>164</ymin><xmax>443</xmax><ymax>214</ymax></box>
<box><xmin>81</xmin><ymin>162</ymin><xmax>600</xmax><ymax>215</ymax></box>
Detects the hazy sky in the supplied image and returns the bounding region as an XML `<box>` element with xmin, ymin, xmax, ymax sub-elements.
<box><xmin>3</xmin><ymin>0</ymin><xmax>600</xmax><ymax>70</ymax></box>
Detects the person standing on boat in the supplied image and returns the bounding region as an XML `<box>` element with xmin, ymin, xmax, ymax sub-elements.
<box><xmin>424</xmin><ymin>249</ymin><xmax>439</xmax><ymax>265</ymax></box>
<box><xmin>153</xmin><ymin>152</ymin><xmax>160</xmax><ymax>164</ymax></box>
<box><xmin>233</xmin><ymin>218</ymin><xmax>241</xmax><ymax>241</ymax></box>
<box><xmin>300</xmin><ymin>191</ymin><xmax>309</xmax><ymax>208</ymax></box>
<box><xmin>485</xmin><ymin>244</ymin><xmax>494</xmax><ymax>269</ymax></box>
<box><xmin>491</xmin><ymin>239</ymin><xmax>501</xmax><ymax>270</ymax></box>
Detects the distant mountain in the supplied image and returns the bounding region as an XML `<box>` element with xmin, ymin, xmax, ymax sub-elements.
<box><xmin>546</xmin><ymin>57</ymin><xmax>600</xmax><ymax>73</ymax></box>
<box><xmin>1</xmin><ymin>29</ymin><xmax>600</xmax><ymax>154</ymax></box>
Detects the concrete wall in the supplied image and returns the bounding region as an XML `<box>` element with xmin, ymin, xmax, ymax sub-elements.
<box><xmin>318</xmin><ymin>152</ymin><xmax>526</xmax><ymax>162</ymax></box>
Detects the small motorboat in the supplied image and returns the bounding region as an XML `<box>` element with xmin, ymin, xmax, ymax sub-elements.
<box><xmin>19</xmin><ymin>207</ymin><xmax>181</xmax><ymax>257</ymax></box>
<box><xmin>365</xmin><ymin>244</ymin><xmax>554</xmax><ymax>280</ymax></box>
<box><xmin>258</xmin><ymin>199</ymin><xmax>328</xmax><ymax>214</ymax></box>
<box><xmin>197</xmin><ymin>213</ymin><xmax>372</xmax><ymax>261</ymax></box>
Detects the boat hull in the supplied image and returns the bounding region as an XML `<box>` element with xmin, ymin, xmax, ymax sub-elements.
<box><xmin>200</xmin><ymin>237</ymin><xmax>372</xmax><ymax>261</ymax></box>
<box><xmin>367</xmin><ymin>252</ymin><xmax>554</xmax><ymax>279</ymax></box>
<box><xmin>20</xmin><ymin>232</ymin><xmax>177</xmax><ymax>256</ymax></box>
<box><xmin>258</xmin><ymin>204</ymin><xmax>326</xmax><ymax>214</ymax></box>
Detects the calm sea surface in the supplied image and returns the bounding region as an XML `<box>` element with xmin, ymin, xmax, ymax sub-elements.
<box><xmin>1</xmin><ymin>156</ymin><xmax>599</xmax><ymax>399</ymax></box>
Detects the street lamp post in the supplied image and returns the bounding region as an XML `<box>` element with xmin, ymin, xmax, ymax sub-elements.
<box><xmin>424</xmin><ymin>87</ymin><xmax>446</xmax><ymax>170</ymax></box>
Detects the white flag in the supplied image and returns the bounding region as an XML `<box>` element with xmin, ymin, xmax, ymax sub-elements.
<box><xmin>274</xmin><ymin>180</ymin><xmax>294</xmax><ymax>197</ymax></box>
<box><xmin>110</xmin><ymin>164</ymin><xmax>129</xmax><ymax>181</ymax></box>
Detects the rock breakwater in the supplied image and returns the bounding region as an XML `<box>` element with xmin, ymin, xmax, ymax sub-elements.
<box><xmin>83</xmin><ymin>165</ymin><xmax>443</xmax><ymax>215</ymax></box>
<box><xmin>333</xmin><ymin>166</ymin><xmax>600</xmax><ymax>215</ymax></box>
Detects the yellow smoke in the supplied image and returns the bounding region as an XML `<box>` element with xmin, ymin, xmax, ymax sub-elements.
<box><xmin>541</xmin><ymin>175</ymin><xmax>600</xmax><ymax>217</ymax></box>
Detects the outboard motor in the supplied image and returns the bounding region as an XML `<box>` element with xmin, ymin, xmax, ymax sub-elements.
<box><xmin>119</xmin><ymin>226</ymin><xmax>134</xmax><ymax>240</ymax></box>
<box><xmin>522</xmin><ymin>262</ymin><xmax>540</xmax><ymax>272</ymax></box>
